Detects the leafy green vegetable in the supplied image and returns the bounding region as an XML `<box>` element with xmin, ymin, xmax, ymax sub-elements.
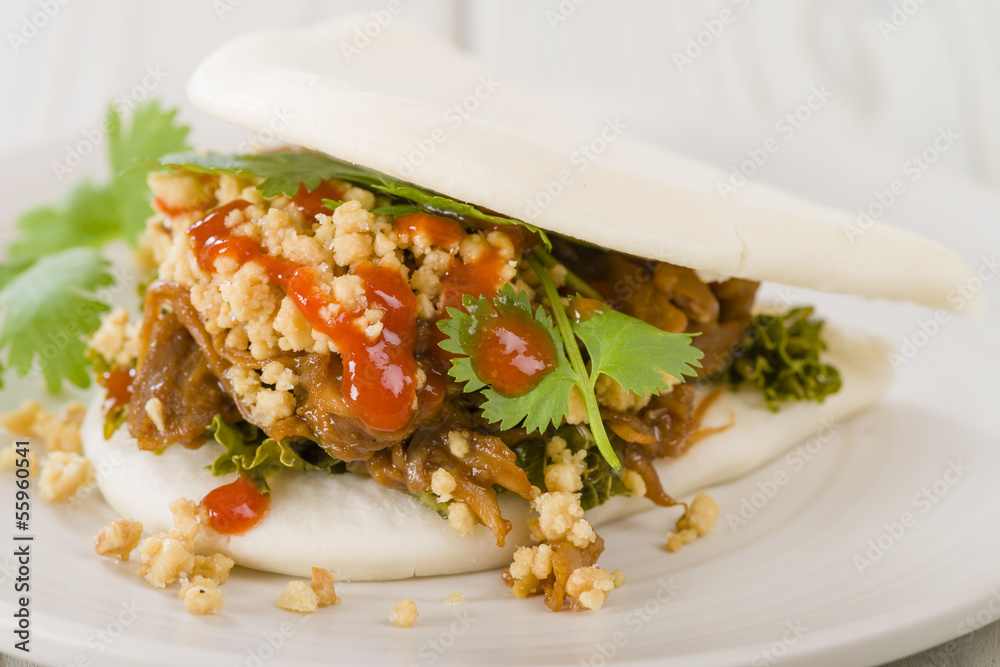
<box><xmin>149</xmin><ymin>149</ymin><xmax>550</xmax><ymax>245</ymax></box>
<box><xmin>206</xmin><ymin>415</ymin><xmax>345</xmax><ymax>492</ymax></box>
<box><xmin>0</xmin><ymin>248</ymin><xmax>113</xmax><ymax>391</ymax></box>
<box><xmin>0</xmin><ymin>100</ymin><xmax>190</xmax><ymax>390</ymax></box>
<box><xmin>511</xmin><ymin>425</ymin><xmax>633</xmax><ymax>511</ymax></box>
<box><xmin>723</xmin><ymin>307</ymin><xmax>841</xmax><ymax>411</ymax></box>
<box><xmin>439</xmin><ymin>259</ymin><xmax>703</xmax><ymax>469</ymax></box>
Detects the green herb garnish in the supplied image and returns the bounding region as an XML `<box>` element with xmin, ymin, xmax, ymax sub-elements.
<box><xmin>439</xmin><ymin>254</ymin><xmax>703</xmax><ymax>469</ymax></box>
<box><xmin>0</xmin><ymin>100</ymin><xmax>190</xmax><ymax>390</ymax></box>
<box><xmin>149</xmin><ymin>149</ymin><xmax>549</xmax><ymax>246</ymax></box>
<box><xmin>206</xmin><ymin>415</ymin><xmax>345</xmax><ymax>493</ymax></box>
<box><xmin>0</xmin><ymin>249</ymin><xmax>114</xmax><ymax>391</ymax></box>
<box><xmin>723</xmin><ymin>307</ymin><xmax>841</xmax><ymax>410</ymax></box>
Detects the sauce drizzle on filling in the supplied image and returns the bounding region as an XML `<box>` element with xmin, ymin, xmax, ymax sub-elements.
<box><xmin>187</xmin><ymin>196</ymin><xmax>418</xmax><ymax>433</ymax></box>
<box><xmin>200</xmin><ymin>476</ymin><xmax>270</xmax><ymax>534</ymax></box>
<box><xmin>289</xmin><ymin>181</ymin><xmax>345</xmax><ymax>220</ymax></box>
<box><xmin>469</xmin><ymin>305</ymin><xmax>556</xmax><ymax>397</ymax></box>
<box><xmin>99</xmin><ymin>365</ymin><xmax>135</xmax><ymax>417</ymax></box>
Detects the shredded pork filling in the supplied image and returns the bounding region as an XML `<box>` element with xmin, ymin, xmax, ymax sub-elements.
<box><xmin>111</xmin><ymin>170</ymin><xmax>759</xmax><ymax>552</ymax></box>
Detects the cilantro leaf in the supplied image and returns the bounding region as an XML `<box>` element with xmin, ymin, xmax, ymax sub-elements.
<box><xmin>439</xmin><ymin>258</ymin><xmax>704</xmax><ymax>469</ymax></box>
<box><xmin>8</xmin><ymin>180</ymin><xmax>121</xmax><ymax>261</ymax></box>
<box><xmin>0</xmin><ymin>248</ymin><xmax>113</xmax><ymax>391</ymax></box>
<box><xmin>723</xmin><ymin>307</ymin><xmax>841</xmax><ymax>410</ymax></box>
<box><xmin>573</xmin><ymin>308</ymin><xmax>702</xmax><ymax>397</ymax></box>
<box><xmin>108</xmin><ymin>100</ymin><xmax>191</xmax><ymax>243</ymax></box>
<box><xmin>150</xmin><ymin>149</ymin><xmax>549</xmax><ymax>244</ymax></box>
<box><xmin>152</xmin><ymin>150</ymin><xmax>388</xmax><ymax>197</ymax></box>
<box><xmin>0</xmin><ymin>100</ymin><xmax>190</xmax><ymax>391</ymax></box>
<box><xmin>439</xmin><ymin>284</ymin><xmax>580</xmax><ymax>433</ymax></box>
<box><xmin>206</xmin><ymin>415</ymin><xmax>345</xmax><ymax>492</ymax></box>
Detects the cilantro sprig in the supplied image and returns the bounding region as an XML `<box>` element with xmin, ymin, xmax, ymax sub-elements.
<box><xmin>150</xmin><ymin>150</ymin><xmax>549</xmax><ymax>247</ymax></box>
<box><xmin>0</xmin><ymin>100</ymin><xmax>190</xmax><ymax>391</ymax></box>
<box><xmin>439</xmin><ymin>250</ymin><xmax>703</xmax><ymax>469</ymax></box>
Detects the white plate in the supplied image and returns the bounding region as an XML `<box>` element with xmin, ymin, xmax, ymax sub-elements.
<box><xmin>1</xmin><ymin>116</ymin><xmax>998</xmax><ymax>667</ymax></box>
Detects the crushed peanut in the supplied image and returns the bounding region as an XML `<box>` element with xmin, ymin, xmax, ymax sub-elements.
<box><xmin>144</xmin><ymin>398</ymin><xmax>166</xmax><ymax>433</ymax></box>
<box><xmin>447</xmin><ymin>430</ymin><xmax>470</xmax><ymax>459</ymax></box>
<box><xmin>430</xmin><ymin>468</ymin><xmax>457</xmax><ymax>503</ymax></box>
<box><xmin>39</xmin><ymin>451</ymin><xmax>93</xmax><ymax>502</ymax></box>
<box><xmin>447</xmin><ymin>501</ymin><xmax>475</xmax><ymax>536</ymax></box>
<box><xmin>178</xmin><ymin>575</ymin><xmax>217</xmax><ymax>599</ymax></box>
<box><xmin>390</xmin><ymin>599</ymin><xmax>419</xmax><ymax>628</ymax></box>
<box><xmin>89</xmin><ymin>307</ymin><xmax>140</xmax><ymax>367</ymax></box>
<box><xmin>94</xmin><ymin>519</ymin><xmax>143</xmax><ymax>563</ymax></box>
<box><xmin>192</xmin><ymin>553</ymin><xmax>235</xmax><ymax>584</ymax></box>
<box><xmin>666</xmin><ymin>493</ymin><xmax>719</xmax><ymax>552</ymax></box>
<box><xmin>137</xmin><ymin>534</ymin><xmax>195</xmax><ymax>588</ymax></box>
<box><xmin>510</xmin><ymin>544</ymin><xmax>554</xmax><ymax>581</ymax></box>
<box><xmin>168</xmin><ymin>498</ymin><xmax>205</xmax><ymax>547</ymax></box>
<box><xmin>310</xmin><ymin>567</ymin><xmax>341</xmax><ymax>607</ymax></box>
<box><xmin>676</xmin><ymin>492</ymin><xmax>719</xmax><ymax>536</ymax></box>
<box><xmin>182</xmin><ymin>579</ymin><xmax>225</xmax><ymax>616</ymax></box>
<box><xmin>445</xmin><ymin>590</ymin><xmax>464</xmax><ymax>605</ymax></box>
<box><xmin>543</xmin><ymin>436</ymin><xmax>587</xmax><ymax>494</ymax></box>
<box><xmin>532</xmin><ymin>492</ymin><xmax>595</xmax><ymax>548</ymax></box>
<box><xmin>1</xmin><ymin>400</ymin><xmax>86</xmax><ymax>454</ymax></box>
<box><xmin>277</xmin><ymin>580</ymin><xmax>319</xmax><ymax>613</ymax></box>
<box><xmin>565</xmin><ymin>566</ymin><xmax>617</xmax><ymax>610</ymax></box>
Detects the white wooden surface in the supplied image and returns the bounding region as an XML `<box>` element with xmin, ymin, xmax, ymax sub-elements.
<box><xmin>1</xmin><ymin>1</ymin><xmax>999</xmax><ymax>664</ymax></box>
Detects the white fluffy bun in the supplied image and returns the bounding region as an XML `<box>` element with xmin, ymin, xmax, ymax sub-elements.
<box><xmin>187</xmin><ymin>16</ymin><xmax>984</xmax><ymax>315</ymax></box>
<box><xmin>83</xmin><ymin>327</ymin><xmax>892</xmax><ymax>580</ymax></box>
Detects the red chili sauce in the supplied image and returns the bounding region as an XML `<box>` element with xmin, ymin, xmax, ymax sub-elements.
<box><xmin>200</xmin><ymin>476</ymin><xmax>270</xmax><ymax>534</ymax></box>
<box><xmin>187</xmin><ymin>198</ymin><xmax>418</xmax><ymax>433</ymax></box>
<box><xmin>98</xmin><ymin>365</ymin><xmax>135</xmax><ymax>417</ymax></box>
<box><xmin>289</xmin><ymin>181</ymin><xmax>345</xmax><ymax>220</ymax></box>
<box><xmin>469</xmin><ymin>305</ymin><xmax>556</xmax><ymax>397</ymax></box>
